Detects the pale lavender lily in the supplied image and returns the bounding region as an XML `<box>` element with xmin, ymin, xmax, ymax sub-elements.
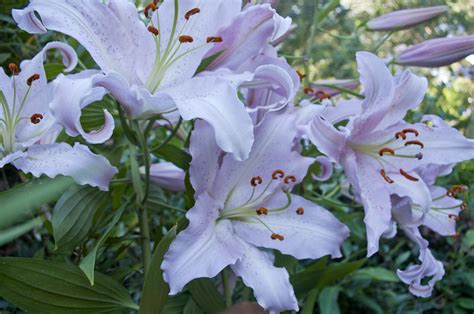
<box><xmin>0</xmin><ymin>42</ymin><xmax>117</xmax><ymax>191</ymax></box>
<box><xmin>367</xmin><ymin>6</ymin><xmax>448</xmax><ymax>31</ymax></box>
<box><xmin>140</xmin><ymin>161</ymin><xmax>185</xmax><ymax>192</ymax></box>
<box><xmin>13</xmin><ymin>0</ymin><xmax>257</xmax><ymax>160</ymax></box>
<box><xmin>305</xmin><ymin>52</ymin><xmax>474</xmax><ymax>256</ymax></box>
<box><xmin>396</xmin><ymin>36</ymin><xmax>474</xmax><ymax>67</ymax></box>
<box><xmin>162</xmin><ymin>110</ymin><xmax>349</xmax><ymax>313</ymax></box>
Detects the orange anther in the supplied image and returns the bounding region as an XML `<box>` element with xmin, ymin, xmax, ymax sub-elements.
<box><xmin>405</xmin><ymin>140</ymin><xmax>424</xmax><ymax>149</ymax></box>
<box><xmin>380</xmin><ymin>169</ymin><xmax>394</xmax><ymax>184</ymax></box>
<box><xmin>271</xmin><ymin>233</ymin><xmax>284</xmax><ymax>241</ymax></box>
<box><xmin>296</xmin><ymin>207</ymin><xmax>304</xmax><ymax>215</ymax></box>
<box><xmin>185</xmin><ymin>8</ymin><xmax>200</xmax><ymax>20</ymax></box>
<box><xmin>378</xmin><ymin>147</ymin><xmax>395</xmax><ymax>156</ymax></box>
<box><xmin>395</xmin><ymin>131</ymin><xmax>407</xmax><ymax>140</ymax></box>
<box><xmin>30</xmin><ymin>113</ymin><xmax>44</xmax><ymax>124</ymax></box>
<box><xmin>272</xmin><ymin>170</ymin><xmax>285</xmax><ymax>180</ymax></box>
<box><xmin>256</xmin><ymin>207</ymin><xmax>268</xmax><ymax>215</ymax></box>
<box><xmin>304</xmin><ymin>87</ymin><xmax>314</xmax><ymax>94</ymax></box>
<box><xmin>250</xmin><ymin>176</ymin><xmax>263</xmax><ymax>187</ymax></box>
<box><xmin>402</xmin><ymin>128</ymin><xmax>419</xmax><ymax>137</ymax></box>
<box><xmin>399</xmin><ymin>169</ymin><xmax>419</xmax><ymax>182</ymax></box>
<box><xmin>8</xmin><ymin>63</ymin><xmax>19</xmax><ymax>75</ymax></box>
<box><xmin>179</xmin><ymin>35</ymin><xmax>194</xmax><ymax>43</ymax></box>
<box><xmin>144</xmin><ymin>3</ymin><xmax>157</xmax><ymax>18</ymax></box>
<box><xmin>315</xmin><ymin>91</ymin><xmax>331</xmax><ymax>101</ymax></box>
<box><xmin>26</xmin><ymin>74</ymin><xmax>40</xmax><ymax>86</ymax></box>
<box><xmin>207</xmin><ymin>36</ymin><xmax>223</xmax><ymax>43</ymax></box>
<box><xmin>284</xmin><ymin>175</ymin><xmax>297</xmax><ymax>184</ymax></box>
<box><xmin>148</xmin><ymin>26</ymin><xmax>159</xmax><ymax>36</ymax></box>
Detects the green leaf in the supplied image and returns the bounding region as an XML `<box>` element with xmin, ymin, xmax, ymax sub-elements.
<box><xmin>318</xmin><ymin>286</ymin><xmax>340</xmax><ymax>314</ymax></box>
<box><xmin>183</xmin><ymin>298</ymin><xmax>205</xmax><ymax>314</ymax></box>
<box><xmin>462</xmin><ymin>229</ymin><xmax>474</xmax><ymax>248</ymax></box>
<box><xmin>44</xmin><ymin>63</ymin><xmax>66</xmax><ymax>80</ymax></box>
<box><xmin>353</xmin><ymin>267</ymin><xmax>400</xmax><ymax>282</ymax></box>
<box><xmin>154</xmin><ymin>144</ymin><xmax>191</xmax><ymax>170</ymax></box>
<box><xmin>188</xmin><ymin>278</ymin><xmax>226</xmax><ymax>313</ymax></box>
<box><xmin>0</xmin><ymin>176</ymin><xmax>76</xmax><ymax>229</ymax></box>
<box><xmin>0</xmin><ymin>257</ymin><xmax>138</xmax><ymax>313</ymax></box>
<box><xmin>196</xmin><ymin>50</ymin><xmax>224</xmax><ymax>73</ymax></box>
<box><xmin>79</xmin><ymin>203</ymin><xmax>128</xmax><ymax>285</ymax></box>
<box><xmin>0</xmin><ymin>217</ymin><xmax>42</xmax><ymax>246</ymax></box>
<box><xmin>139</xmin><ymin>226</ymin><xmax>177</xmax><ymax>314</ymax></box>
<box><xmin>458</xmin><ymin>298</ymin><xmax>474</xmax><ymax>310</ymax></box>
<box><xmin>52</xmin><ymin>186</ymin><xmax>106</xmax><ymax>251</ymax></box>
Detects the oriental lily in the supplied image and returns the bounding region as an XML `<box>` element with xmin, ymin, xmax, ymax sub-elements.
<box><xmin>305</xmin><ymin>52</ymin><xmax>474</xmax><ymax>256</ymax></box>
<box><xmin>0</xmin><ymin>42</ymin><xmax>117</xmax><ymax>191</ymax></box>
<box><xmin>162</xmin><ymin>110</ymin><xmax>349</xmax><ymax>313</ymax></box>
<box><xmin>14</xmin><ymin>0</ymin><xmax>293</xmax><ymax>160</ymax></box>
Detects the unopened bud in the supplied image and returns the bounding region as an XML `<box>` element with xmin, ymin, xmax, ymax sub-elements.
<box><xmin>140</xmin><ymin>162</ymin><xmax>185</xmax><ymax>192</ymax></box>
<box><xmin>367</xmin><ymin>6</ymin><xmax>448</xmax><ymax>31</ymax></box>
<box><xmin>311</xmin><ymin>79</ymin><xmax>360</xmax><ymax>97</ymax></box>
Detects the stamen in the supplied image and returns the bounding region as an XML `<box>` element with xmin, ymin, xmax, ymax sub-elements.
<box><xmin>26</xmin><ymin>74</ymin><xmax>40</xmax><ymax>86</ymax></box>
<box><xmin>272</xmin><ymin>170</ymin><xmax>285</xmax><ymax>180</ymax></box>
<box><xmin>448</xmin><ymin>214</ymin><xmax>459</xmax><ymax>221</ymax></box>
<box><xmin>378</xmin><ymin>147</ymin><xmax>395</xmax><ymax>156</ymax></box>
<box><xmin>256</xmin><ymin>207</ymin><xmax>268</xmax><ymax>215</ymax></box>
<box><xmin>296</xmin><ymin>207</ymin><xmax>304</xmax><ymax>215</ymax></box>
<box><xmin>207</xmin><ymin>36</ymin><xmax>223</xmax><ymax>43</ymax></box>
<box><xmin>185</xmin><ymin>8</ymin><xmax>200</xmax><ymax>20</ymax></box>
<box><xmin>395</xmin><ymin>131</ymin><xmax>407</xmax><ymax>140</ymax></box>
<box><xmin>271</xmin><ymin>233</ymin><xmax>284</xmax><ymax>241</ymax></box>
<box><xmin>8</xmin><ymin>63</ymin><xmax>19</xmax><ymax>75</ymax></box>
<box><xmin>315</xmin><ymin>91</ymin><xmax>331</xmax><ymax>101</ymax></box>
<box><xmin>304</xmin><ymin>87</ymin><xmax>314</xmax><ymax>94</ymax></box>
<box><xmin>380</xmin><ymin>169</ymin><xmax>394</xmax><ymax>184</ymax></box>
<box><xmin>284</xmin><ymin>175</ymin><xmax>297</xmax><ymax>184</ymax></box>
<box><xmin>405</xmin><ymin>140</ymin><xmax>424</xmax><ymax>148</ymax></box>
<box><xmin>460</xmin><ymin>203</ymin><xmax>468</xmax><ymax>211</ymax></box>
<box><xmin>250</xmin><ymin>176</ymin><xmax>263</xmax><ymax>187</ymax></box>
<box><xmin>144</xmin><ymin>3</ymin><xmax>157</xmax><ymax>19</ymax></box>
<box><xmin>402</xmin><ymin>128</ymin><xmax>419</xmax><ymax>137</ymax></box>
<box><xmin>447</xmin><ymin>185</ymin><xmax>467</xmax><ymax>197</ymax></box>
<box><xmin>179</xmin><ymin>35</ymin><xmax>194</xmax><ymax>43</ymax></box>
<box><xmin>148</xmin><ymin>26</ymin><xmax>160</xmax><ymax>36</ymax></box>
<box><xmin>399</xmin><ymin>169</ymin><xmax>419</xmax><ymax>182</ymax></box>
<box><xmin>296</xmin><ymin>70</ymin><xmax>306</xmax><ymax>81</ymax></box>
<box><xmin>30</xmin><ymin>113</ymin><xmax>43</xmax><ymax>124</ymax></box>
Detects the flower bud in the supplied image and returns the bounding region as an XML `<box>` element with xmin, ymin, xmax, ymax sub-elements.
<box><xmin>396</xmin><ymin>36</ymin><xmax>474</xmax><ymax>67</ymax></box>
<box><xmin>140</xmin><ymin>162</ymin><xmax>186</xmax><ymax>192</ymax></box>
<box><xmin>311</xmin><ymin>79</ymin><xmax>360</xmax><ymax>97</ymax></box>
<box><xmin>367</xmin><ymin>6</ymin><xmax>448</xmax><ymax>31</ymax></box>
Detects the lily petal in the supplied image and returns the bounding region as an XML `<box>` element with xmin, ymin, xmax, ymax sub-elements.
<box><xmin>162</xmin><ymin>192</ymin><xmax>245</xmax><ymax>294</ymax></box>
<box><xmin>13</xmin><ymin>143</ymin><xmax>117</xmax><ymax>191</ymax></box>
<box><xmin>233</xmin><ymin>193</ymin><xmax>349</xmax><ymax>259</ymax></box>
<box><xmin>0</xmin><ymin>151</ymin><xmax>27</xmax><ymax>168</ymax></box>
<box><xmin>423</xmin><ymin>186</ymin><xmax>461</xmax><ymax>236</ymax></box>
<box><xmin>230</xmin><ymin>241</ymin><xmax>299</xmax><ymax>313</ymax></box>
<box><xmin>312</xmin><ymin>156</ymin><xmax>334</xmax><ymax>181</ymax></box>
<box><xmin>307</xmin><ymin>115</ymin><xmax>346</xmax><ymax>163</ymax></box>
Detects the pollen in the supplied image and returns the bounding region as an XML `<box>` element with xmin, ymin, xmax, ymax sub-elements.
<box><xmin>250</xmin><ymin>176</ymin><xmax>263</xmax><ymax>187</ymax></box>
<box><xmin>256</xmin><ymin>207</ymin><xmax>268</xmax><ymax>215</ymax></box>
<box><xmin>284</xmin><ymin>175</ymin><xmax>297</xmax><ymax>184</ymax></box>
<box><xmin>395</xmin><ymin>131</ymin><xmax>407</xmax><ymax>140</ymax></box>
<box><xmin>447</xmin><ymin>185</ymin><xmax>467</xmax><ymax>197</ymax></box>
<box><xmin>405</xmin><ymin>140</ymin><xmax>424</xmax><ymax>148</ymax></box>
<box><xmin>272</xmin><ymin>170</ymin><xmax>285</xmax><ymax>180</ymax></box>
<box><xmin>207</xmin><ymin>36</ymin><xmax>223</xmax><ymax>43</ymax></box>
<box><xmin>30</xmin><ymin>113</ymin><xmax>44</xmax><ymax>124</ymax></box>
<box><xmin>148</xmin><ymin>26</ymin><xmax>159</xmax><ymax>36</ymax></box>
<box><xmin>304</xmin><ymin>87</ymin><xmax>314</xmax><ymax>94</ymax></box>
<box><xmin>378</xmin><ymin>147</ymin><xmax>395</xmax><ymax>156</ymax></box>
<box><xmin>185</xmin><ymin>8</ymin><xmax>200</xmax><ymax>20</ymax></box>
<box><xmin>315</xmin><ymin>91</ymin><xmax>331</xmax><ymax>101</ymax></box>
<box><xmin>8</xmin><ymin>63</ymin><xmax>19</xmax><ymax>75</ymax></box>
<box><xmin>380</xmin><ymin>169</ymin><xmax>394</xmax><ymax>184</ymax></box>
<box><xmin>399</xmin><ymin>169</ymin><xmax>419</xmax><ymax>182</ymax></box>
<box><xmin>296</xmin><ymin>207</ymin><xmax>304</xmax><ymax>215</ymax></box>
<box><xmin>144</xmin><ymin>3</ymin><xmax>157</xmax><ymax>18</ymax></box>
<box><xmin>179</xmin><ymin>35</ymin><xmax>194</xmax><ymax>43</ymax></box>
<box><xmin>402</xmin><ymin>128</ymin><xmax>419</xmax><ymax>137</ymax></box>
<box><xmin>26</xmin><ymin>74</ymin><xmax>40</xmax><ymax>86</ymax></box>
<box><xmin>271</xmin><ymin>233</ymin><xmax>284</xmax><ymax>241</ymax></box>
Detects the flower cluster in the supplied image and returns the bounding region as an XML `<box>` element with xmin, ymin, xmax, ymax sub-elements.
<box><xmin>3</xmin><ymin>0</ymin><xmax>472</xmax><ymax>312</ymax></box>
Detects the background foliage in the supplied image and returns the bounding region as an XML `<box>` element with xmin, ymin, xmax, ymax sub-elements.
<box><xmin>0</xmin><ymin>0</ymin><xmax>472</xmax><ymax>313</ymax></box>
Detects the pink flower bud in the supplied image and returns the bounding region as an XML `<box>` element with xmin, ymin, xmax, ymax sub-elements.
<box><xmin>311</xmin><ymin>79</ymin><xmax>360</xmax><ymax>97</ymax></box>
<box><xmin>367</xmin><ymin>6</ymin><xmax>448</xmax><ymax>31</ymax></box>
<box><xmin>140</xmin><ymin>162</ymin><xmax>186</xmax><ymax>192</ymax></box>
<box><xmin>396</xmin><ymin>36</ymin><xmax>474</xmax><ymax>67</ymax></box>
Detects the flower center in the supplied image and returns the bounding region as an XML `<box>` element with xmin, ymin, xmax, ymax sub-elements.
<box><xmin>218</xmin><ymin>169</ymin><xmax>304</xmax><ymax>241</ymax></box>
<box><xmin>350</xmin><ymin>128</ymin><xmax>425</xmax><ymax>184</ymax></box>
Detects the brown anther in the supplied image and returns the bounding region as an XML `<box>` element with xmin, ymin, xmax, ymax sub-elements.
<box><xmin>271</xmin><ymin>233</ymin><xmax>284</xmax><ymax>241</ymax></box>
<box><xmin>399</xmin><ymin>169</ymin><xmax>419</xmax><ymax>182</ymax></box>
<box><xmin>147</xmin><ymin>26</ymin><xmax>159</xmax><ymax>36</ymax></box>
<box><xmin>250</xmin><ymin>176</ymin><xmax>263</xmax><ymax>187</ymax></box>
<box><xmin>256</xmin><ymin>207</ymin><xmax>268</xmax><ymax>215</ymax></box>
<box><xmin>460</xmin><ymin>203</ymin><xmax>468</xmax><ymax>211</ymax></box>
<box><xmin>179</xmin><ymin>35</ymin><xmax>194</xmax><ymax>43</ymax></box>
<box><xmin>272</xmin><ymin>170</ymin><xmax>285</xmax><ymax>180</ymax></box>
<box><xmin>380</xmin><ymin>169</ymin><xmax>394</xmax><ymax>184</ymax></box>
<box><xmin>402</xmin><ymin>128</ymin><xmax>419</xmax><ymax>137</ymax></box>
<box><xmin>395</xmin><ymin>131</ymin><xmax>407</xmax><ymax>140</ymax></box>
<box><xmin>378</xmin><ymin>147</ymin><xmax>395</xmax><ymax>157</ymax></box>
<box><xmin>296</xmin><ymin>207</ymin><xmax>304</xmax><ymax>215</ymax></box>
<box><xmin>296</xmin><ymin>70</ymin><xmax>306</xmax><ymax>82</ymax></box>
<box><xmin>405</xmin><ymin>140</ymin><xmax>424</xmax><ymax>149</ymax></box>
<box><xmin>448</xmin><ymin>214</ymin><xmax>459</xmax><ymax>221</ymax></box>
<box><xmin>153</xmin><ymin>0</ymin><xmax>159</xmax><ymax>5</ymax></box>
<box><xmin>8</xmin><ymin>63</ymin><xmax>19</xmax><ymax>75</ymax></box>
<box><xmin>283</xmin><ymin>175</ymin><xmax>297</xmax><ymax>184</ymax></box>
<box><xmin>185</xmin><ymin>8</ymin><xmax>200</xmax><ymax>20</ymax></box>
<box><xmin>315</xmin><ymin>91</ymin><xmax>331</xmax><ymax>101</ymax></box>
<box><xmin>30</xmin><ymin>113</ymin><xmax>44</xmax><ymax>124</ymax></box>
<box><xmin>26</xmin><ymin>74</ymin><xmax>40</xmax><ymax>86</ymax></box>
<box><xmin>447</xmin><ymin>185</ymin><xmax>467</xmax><ymax>197</ymax></box>
<box><xmin>207</xmin><ymin>36</ymin><xmax>223</xmax><ymax>43</ymax></box>
<box><xmin>304</xmin><ymin>87</ymin><xmax>314</xmax><ymax>94</ymax></box>
<box><xmin>144</xmin><ymin>3</ymin><xmax>157</xmax><ymax>18</ymax></box>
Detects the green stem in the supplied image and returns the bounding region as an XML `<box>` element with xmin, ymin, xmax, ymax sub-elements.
<box><xmin>371</xmin><ymin>31</ymin><xmax>394</xmax><ymax>53</ymax></box>
<box><xmin>138</xmin><ymin>203</ymin><xmax>152</xmax><ymax>273</ymax></box>
<box><xmin>222</xmin><ymin>268</ymin><xmax>233</xmax><ymax>308</ymax></box>
<box><xmin>151</xmin><ymin>117</ymin><xmax>183</xmax><ymax>151</ymax></box>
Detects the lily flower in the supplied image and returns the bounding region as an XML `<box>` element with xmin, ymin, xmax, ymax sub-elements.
<box><xmin>305</xmin><ymin>52</ymin><xmax>474</xmax><ymax>256</ymax></box>
<box><xmin>162</xmin><ymin>110</ymin><xmax>349</xmax><ymax>312</ymax></box>
<box><xmin>367</xmin><ymin>6</ymin><xmax>448</xmax><ymax>31</ymax></box>
<box><xmin>140</xmin><ymin>161</ymin><xmax>185</xmax><ymax>192</ymax></box>
<box><xmin>0</xmin><ymin>42</ymin><xmax>117</xmax><ymax>191</ymax></box>
<box><xmin>13</xmin><ymin>0</ymin><xmax>256</xmax><ymax>160</ymax></box>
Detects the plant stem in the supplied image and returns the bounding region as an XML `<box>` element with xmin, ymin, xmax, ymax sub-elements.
<box><xmin>138</xmin><ymin>204</ymin><xmax>152</xmax><ymax>273</ymax></box>
<box><xmin>222</xmin><ymin>268</ymin><xmax>233</xmax><ymax>308</ymax></box>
